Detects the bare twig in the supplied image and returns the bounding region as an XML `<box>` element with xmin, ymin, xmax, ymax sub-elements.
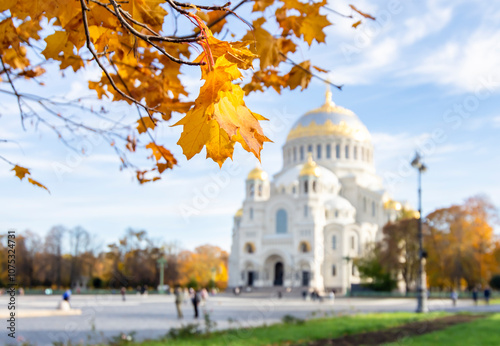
<box><xmin>1</xmin><ymin>56</ymin><xmax>26</xmax><ymax>130</ymax></box>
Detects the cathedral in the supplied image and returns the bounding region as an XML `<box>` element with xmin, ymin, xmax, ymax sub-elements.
<box><xmin>228</xmin><ymin>89</ymin><xmax>402</xmax><ymax>294</ymax></box>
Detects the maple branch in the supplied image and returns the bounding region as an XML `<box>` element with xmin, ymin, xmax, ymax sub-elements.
<box><xmin>0</xmin><ymin>56</ymin><xmax>26</xmax><ymax>130</ymax></box>
<box><xmin>79</xmin><ymin>0</ymin><xmax>163</xmax><ymax>116</ymax></box>
<box><xmin>109</xmin><ymin>0</ymin><xmax>204</xmax><ymax>65</ymax></box>
<box><xmin>171</xmin><ymin>1</ymin><xmax>231</xmax><ymax>11</ymax></box>
<box><xmin>279</xmin><ymin>52</ymin><xmax>343</xmax><ymax>90</ymax></box>
<box><xmin>0</xmin><ymin>154</ymin><xmax>16</xmax><ymax>166</ymax></box>
<box><xmin>120</xmin><ymin>10</ymin><xmax>201</xmax><ymax>43</ymax></box>
<box><xmin>108</xmin><ymin>59</ymin><xmax>176</xmax><ymax>168</ymax></box>
<box><xmin>172</xmin><ymin>0</ymin><xmax>249</xmax><ymax>39</ymax></box>
<box><xmin>323</xmin><ymin>6</ymin><xmax>353</xmax><ymax>19</ymax></box>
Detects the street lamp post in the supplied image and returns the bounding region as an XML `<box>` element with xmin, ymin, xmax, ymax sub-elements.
<box><xmin>157</xmin><ymin>257</ymin><xmax>167</xmax><ymax>294</ymax></box>
<box><xmin>342</xmin><ymin>255</ymin><xmax>352</xmax><ymax>296</ymax></box>
<box><xmin>411</xmin><ymin>152</ymin><xmax>428</xmax><ymax>313</ymax></box>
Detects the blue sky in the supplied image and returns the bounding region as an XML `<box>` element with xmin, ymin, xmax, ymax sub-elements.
<box><xmin>1</xmin><ymin>0</ymin><xmax>499</xmax><ymax>252</ymax></box>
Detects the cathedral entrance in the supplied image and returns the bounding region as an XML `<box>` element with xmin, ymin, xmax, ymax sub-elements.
<box><xmin>274</xmin><ymin>262</ymin><xmax>284</xmax><ymax>286</ymax></box>
<box><xmin>301</xmin><ymin>271</ymin><xmax>310</xmax><ymax>286</ymax></box>
<box><xmin>247</xmin><ymin>271</ymin><xmax>254</xmax><ymax>286</ymax></box>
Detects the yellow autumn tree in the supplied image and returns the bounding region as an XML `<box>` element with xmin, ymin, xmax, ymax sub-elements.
<box><xmin>1</xmin><ymin>0</ymin><xmax>374</xmax><ymax>188</ymax></box>
<box><xmin>425</xmin><ymin>195</ymin><xmax>498</xmax><ymax>289</ymax></box>
<box><xmin>177</xmin><ymin>244</ymin><xmax>228</xmax><ymax>289</ymax></box>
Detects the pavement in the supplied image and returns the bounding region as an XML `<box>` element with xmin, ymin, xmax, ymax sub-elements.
<box><xmin>1</xmin><ymin>293</ymin><xmax>499</xmax><ymax>345</ymax></box>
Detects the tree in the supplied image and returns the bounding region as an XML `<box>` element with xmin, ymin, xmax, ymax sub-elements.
<box><xmin>354</xmin><ymin>245</ymin><xmax>397</xmax><ymax>292</ymax></box>
<box><xmin>68</xmin><ymin>226</ymin><xmax>91</xmax><ymax>286</ymax></box>
<box><xmin>490</xmin><ymin>275</ymin><xmax>500</xmax><ymax>290</ymax></box>
<box><xmin>379</xmin><ymin>210</ymin><xmax>420</xmax><ymax>293</ymax></box>
<box><xmin>2</xmin><ymin>1</ymin><xmax>373</xmax><ymax>188</ymax></box>
<box><xmin>44</xmin><ymin>225</ymin><xmax>66</xmax><ymax>289</ymax></box>
<box><xmin>177</xmin><ymin>244</ymin><xmax>228</xmax><ymax>289</ymax></box>
<box><xmin>426</xmin><ymin>196</ymin><xmax>498</xmax><ymax>290</ymax></box>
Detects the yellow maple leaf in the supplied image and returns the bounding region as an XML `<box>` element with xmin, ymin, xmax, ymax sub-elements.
<box><xmin>243</xmin><ymin>19</ymin><xmax>281</xmax><ymax>70</ymax></box>
<box><xmin>28</xmin><ymin>177</ymin><xmax>50</xmax><ymax>193</ymax></box>
<box><xmin>301</xmin><ymin>14</ymin><xmax>330</xmax><ymax>45</ymax></box>
<box><xmin>136</xmin><ymin>116</ymin><xmax>156</xmax><ymax>134</ymax></box>
<box><xmin>175</xmin><ymin>58</ymin><xmax>270</xmax><ymax>166</ymax></box>
<box><xmin>286</xmin><ymin>60</ymin><xmax>312</xmax><ymax>91</ymax></box>
<box><xmin>12</xmin><ymin>165</ymin><xmax>30</xmax><ymax>180</ymax></box>
<box><xmin>145</xmin><ymin>142</ymin><xmax>177</xmax><ymax>167</ymax></box>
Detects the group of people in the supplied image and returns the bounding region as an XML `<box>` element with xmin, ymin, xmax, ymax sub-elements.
<box><xmin>450</xmin><ymin>286</ymin><xmax>492</xmax><ymax>306</ymax></box>
<box><xmin>174</xmin><ymin>287</ymin><xmax>210</xmax><ymax>319</ymax></box>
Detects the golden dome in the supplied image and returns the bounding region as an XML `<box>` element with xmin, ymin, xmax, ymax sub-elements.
<box><xmin>286</xmin><ymin>87</ymin><xmax>370</xmax><ymax>142</ymax></box>
<box><xmin>384</xmin><ymin>199</ymin><xmax>402</xmax><ymax>211</ymax></box>
<box><xmin>235</xmin><ymin>208</ymin><xmax>243</xmax><ymax>217</ymax></box>
<box><xmin>247</xmin><ymin>166</ymin><xmax>268</xmax><ymax>180</ymax></box>
<box><xmin>300</xmin><ymin>154</ymin><xmax>321</xmax><ymax>177</ymax></box>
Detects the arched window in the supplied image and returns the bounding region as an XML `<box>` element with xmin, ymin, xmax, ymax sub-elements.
<box><xmin>372</xmin><ymin>201</ymin><xmax>376</xmax><ymax>217</ymax></box>
<box><xmin>354</xmin><ymin>146</ymin><xmax>358</xmax><ymax>160</ymax></box>
<box><xmin>276</xmin><ymin>209</ymin><xmax>288</xmax><ymax>234</ymax></box>
<box><xmin>351</xmin><ymin>235</ymin><xmax>355</xmax><ymax>250</ymax></box>
<box><xmin>249</xmin><ymin>183</ymin><xmax>254</xmax><ymax>196</ymax></box>
<box><xmin>332</xmin><ymin>265</ymin><xmax>337</xmax><ymax>276</ymax></box>
<box><xmin>361</xmin><ymin>147</ymin><xmax>365</xmax><ymax>161</ymax></box>
<box><xmin>250</xmin><ymin>208</ymin><xmax>254</xmax><ymax>220</ymax></box>
<box><xmin>336</xmin><ymin>144</ymin><xmax>340</xmax><ymax>158</ymax></box>
<box><xmin>345</xmin><ymin>145</ymin><xmax>349</xmax><ymax>159</ymax></box>
<box><xmin>300</xmin><ymin>146</ymin><xmax>304</xmax><ymax>160</ymax></box>
<box><xmin>363</xmin><ymin>197</ymin><xmax>367</xmax><ymax>212</ymax></box>
<box><xmin>258</xmin><ymin>184</ymin><xmax>263</xmax><ymax>196</ymax></box>
<box><xmin>299</xmin><ymin>241</ymin><xmax>311</xmax><ymax>253</ymax></box>
<box><xmin>317</xmin><ymin>144</ymin><xmax>322</xmax><ymax>159</ymax></box>
<box><xmin>308</xmin><ymin>144</ymin><xmax>313</xmax><ymax>153</ymax></box>
<box><xmin>332</xmin><ymin>235</ymin><xmax>337</xmax><ymax>250</ymax></box>
<box><xmin>304</xmin><ymin>180</ymin><xmax>308</xmax><ymax>194</ymax></box>
<box><xmin>326</xmin><ymin>144</ymin><xmax>331</xmax><ymax>158</ymax></box>
<box><xmin>245</xmin><ymin>242</ymin><xmax>255</xmax><ymax>254</ymax></box>
<box><xmin>293</xmin><ymin>147</ymin><xmax>297</xmax><ymax>162</ymax></box>
<box><xmin>312</xmin><ymin>181</ymin><xmax>317</xmax><ymax>192</ymax></box>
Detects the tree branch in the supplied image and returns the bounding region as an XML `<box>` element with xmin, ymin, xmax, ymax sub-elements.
<box><xmin>79</xmin><ymin>0</ymin><xmax>163</xmax><ymax>115</ymax></box>
<box><xmin>1</xmin><ymin>56</ymin><xmax>26</xmax><ymax>130</ymax></box>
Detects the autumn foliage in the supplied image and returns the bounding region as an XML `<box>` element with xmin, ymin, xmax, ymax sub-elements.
<box><xmin>0</xmin><ymin>227</ymin><xmax>228</xmax><ymax>290</ymax></box>
<box><xmin>356</xmin><ymin>196</ymin><xmax>499</xmax><ymax>292</ymax></box>
<box><xmin>425</xmin><ymin>196</ymin><xmax>499</xmax><ymax>290</ymax></box>
<box><xmin>1</xmin><ymin>0</ymin><xmax>373</xmax><ymax>188</ymax></box>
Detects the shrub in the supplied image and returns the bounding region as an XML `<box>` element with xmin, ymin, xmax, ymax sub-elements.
<box><xmin>490</xmin><ymin>274</ymin><xmax>500</xmax><ymax>290</ymax></box>
<box><xmin>282</xmin><ymin>314</ymin><xmax>305</xmax><ymax>325</ymax></box>
<box><xmin>167</xmin><ymin>324</ymin><xmax>201</xmax><ymax>339</ymax></box>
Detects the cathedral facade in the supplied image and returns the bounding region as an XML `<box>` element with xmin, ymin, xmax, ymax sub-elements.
<box><xmin>228</xmin><ymin>90</ymin><xmax>401</xmax><ymax>294</ymax></box>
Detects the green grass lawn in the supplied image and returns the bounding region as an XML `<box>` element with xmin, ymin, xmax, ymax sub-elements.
<box><xmin>133</xmin><ymin>312</ymin><xmax>447</xmax><ymax>346</ymax></box>
<box><xmin>384</xmin><ymin>313</ymin><xmax>500</xmax><ymax>346</ymax></box>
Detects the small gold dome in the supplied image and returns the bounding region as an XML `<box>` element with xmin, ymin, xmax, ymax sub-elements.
<box><xmin>300</xmin><ymin>154</ymin><xmax>321</xmax><ymax>177</ymax></box>
<box><xmin>247</xmin><ymin>166</ymin><xmax>268</xmax><ymax>180</ymax></box>
<box><xmin>235</xmin><ymin>208</ymin><xmax>243</xmax><ymax>217</ymax></box>
<box><xmin>384</xmin><ymin>200</ymin><xmax>402</xmax><ymax>211</ymax></box>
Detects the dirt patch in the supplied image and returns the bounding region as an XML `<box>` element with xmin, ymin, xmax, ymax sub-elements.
<box><xmin>301</xmin><ymin>314</ymin><xmax>485</xmax><ymax>346</ymax></box>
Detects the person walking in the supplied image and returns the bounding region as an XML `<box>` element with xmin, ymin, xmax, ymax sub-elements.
<box><xmin>484</xmin><ymin>286</ymin><xmax>491</xmax><ymax>305</ymax></box>
<box><xmin>450</xmin><ymin>290</ymin><xmax>458</xmax><ymax>307</ymax></box>
<box><xmin>472</xmin><ymin>288</ymin><xmax>478</xmax><ymax>306</ymax></box>
<box><xmin>190</xmin><ymin>288</ymin><xmax>200</xmax><ymax>318</ymax></box>
<box><xmin>120</xmin><ymin>287</ymin><xmax>126</xmax><ymax>302</ymax></box>
<box><xmin>174</xmin><ymin>287</ymin><xmax>183</xmax><ymax>319</ymax></box>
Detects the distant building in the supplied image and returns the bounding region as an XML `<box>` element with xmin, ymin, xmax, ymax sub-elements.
<box><xmin>228</xmin><ymin>89</ymin><xmax>403</xmax><ymax>294</ymax></box>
